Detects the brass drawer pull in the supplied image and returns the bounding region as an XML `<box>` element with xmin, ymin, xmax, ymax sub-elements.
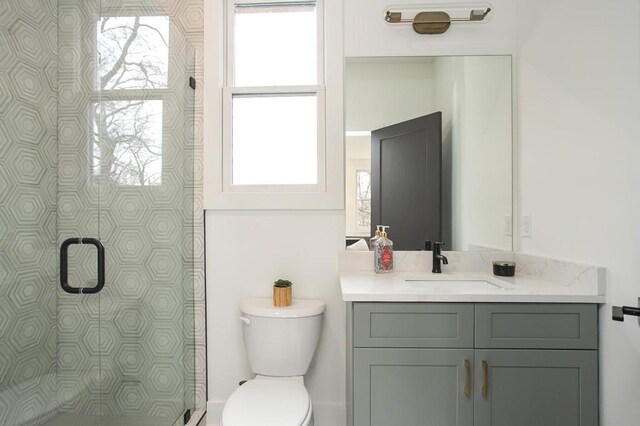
<box><xmin>464</xmin><ymin>359</ymin><xmax>471</xmax><ymax>397</ymax></box>
<box><xmin>481</xmin><ymin>360</ymin><xmax>489</xmax><ymax>398</ymax></box>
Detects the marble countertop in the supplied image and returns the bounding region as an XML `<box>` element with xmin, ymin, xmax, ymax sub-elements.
<box><xmin>339</xmin><ymin>270</ymin><xmax>606</xmax><ymax>303</ymax></box>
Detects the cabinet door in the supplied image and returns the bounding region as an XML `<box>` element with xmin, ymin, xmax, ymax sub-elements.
<box><xmin>474</xmin><ymin>350</ymin><xmax>598</xmax><ymax>426</ymax></box>
<box><xmin>354</xmin><ymin>348</ymin><xmax>474</xmax><ymax>426</ymax></box>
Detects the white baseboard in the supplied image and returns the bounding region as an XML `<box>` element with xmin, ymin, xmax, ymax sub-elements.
<box><xmin>206</xmin><ymin>400</ymin><xmax>224</xmax><ymax>426</ymax></box>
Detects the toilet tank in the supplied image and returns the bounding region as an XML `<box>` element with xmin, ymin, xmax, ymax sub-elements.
<box><xmin>240</xmin><ymin>298</ymin><xmax>325</xmax><ymax>377</ymax></box>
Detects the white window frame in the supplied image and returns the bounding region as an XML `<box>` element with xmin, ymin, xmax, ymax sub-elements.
<box><xmin>204</xmin><ymin>0</ymin><xmax>344</xmax><ymax>209</ymax></box>
<box><xmin>224</xmin><ymin>0</ymin><xmax>324</xmax><ymax>193</ymax></box>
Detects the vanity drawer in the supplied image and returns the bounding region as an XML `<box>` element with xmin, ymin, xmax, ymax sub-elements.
<box><xmin>353</xmin><ymin>303</ymin><xmax>474</xmax><ymax>348</ymax></box>
<box><xmin>475</xmin><ymin>303</ymin><xmax>598</xmax><ymax>349</ymax></box>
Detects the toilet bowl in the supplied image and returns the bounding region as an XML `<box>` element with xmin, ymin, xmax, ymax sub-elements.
<box><xmin>221</xmin><ymin>298</ymin><xmax>325</xmax><ymax>426</ymax></box>
<box><xmin>221</xmin><ymin>376</ymin><xmax>313</xmax><ymax>426</ymax></box>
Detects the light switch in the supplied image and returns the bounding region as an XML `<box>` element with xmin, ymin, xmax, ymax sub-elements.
<box><xmin>522</xmin><ymin>214</ymin><xmax>532</xmax><ymax>238</ymax></box>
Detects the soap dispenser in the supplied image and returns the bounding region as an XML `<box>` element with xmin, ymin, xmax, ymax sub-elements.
<box><xmin>369</xmin><ymin>225</ymin><xmax>382</xmax><ymax>251</ymax></box>
<box><xmin>374</xmin><ymin>226</ymin><xmax>393</xmax><ymax>273</ymax></box>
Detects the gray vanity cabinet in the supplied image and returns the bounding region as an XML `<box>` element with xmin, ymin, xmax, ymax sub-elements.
<box><xmin>349</xmin><ymin>302</ymin><xmax>599</xmax><ymax>426</ymax></box>
<box><xmin>353</xmin><ymin>348</ymin><xmax>474</xmax><ymax>426</ymax></box>
<box><xmin>352</xmin><ymin>303</ymin><xmax>475</xmax><ymax>426</ymax></box>
<box><xmin>473</xmin><ymin>350</ymin><xmax>598</xmax><ymax>426</ymax></box>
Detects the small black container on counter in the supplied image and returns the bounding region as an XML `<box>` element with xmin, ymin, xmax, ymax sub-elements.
<box><xmin>493</xmin><ymin>261</ymin><xmax>516</xmax><ymax>277</ymax></box>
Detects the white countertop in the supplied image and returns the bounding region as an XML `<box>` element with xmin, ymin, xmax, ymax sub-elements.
<box><xmin>339</xmin><ymin>271</ymin><xmax>606</xmax><ymax>303</ymax></box>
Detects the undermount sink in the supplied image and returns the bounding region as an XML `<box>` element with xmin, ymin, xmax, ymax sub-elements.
<box><xmin>403</xmin><ymin>276</ymin><xmax>515</xmax><ymax>292</ymax></box>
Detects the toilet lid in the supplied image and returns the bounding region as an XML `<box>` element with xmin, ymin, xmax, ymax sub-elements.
<box><xmin>222</xmin><ymin>379</ymin><xmax>311</xmax><ymax>426</ymax></box>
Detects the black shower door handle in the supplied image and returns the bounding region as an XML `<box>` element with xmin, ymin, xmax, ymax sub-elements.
<box><xmin>60</xmin><ymin>237</ymin><xmax>105</xmax><ymax>294</ymax></box>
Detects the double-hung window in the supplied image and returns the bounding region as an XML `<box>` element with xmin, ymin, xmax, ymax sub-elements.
<box><xmin>223</xmin><ymin>0</ymin><xmax>326</xmax><ymax>192</ymax></box>
<box><xmin>207</xmin><ymin>0</ymin><xmax>342</xmax><ymax>209</ymax></box>
<box><xmin>223</xmin><ymin>0</ymin><xmax>325</xmax><ymax>192</ymax></box>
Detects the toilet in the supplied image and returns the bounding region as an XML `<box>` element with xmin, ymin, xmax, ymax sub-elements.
<box><xmin>221</xmin><ymin>297</ymin><xmax>326</xmax><ymax>426</ymax></box>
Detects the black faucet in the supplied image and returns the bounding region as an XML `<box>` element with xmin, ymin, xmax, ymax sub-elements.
<box><xmin>432</xmin><ymin>242</ymin><xmax>448</xmax><ymax>273</ymax></box>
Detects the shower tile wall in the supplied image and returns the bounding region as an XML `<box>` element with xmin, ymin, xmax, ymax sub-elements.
<box><xmin>154</xmin><ymin>0</ymin><xmax>206</xmax><ymax>413</ymax></box>
<box><xmin>0</xmin><ymin>1</ymin><xmax>59</xmax><ymax>425</ymax></box>
<box><xmin>125</xmin><ymin>0</ymin><xmax>207</xmax><ymax>414</ymax></box>
<box><xmin>56</xmin><ymin>0</ymin><xmax>107</xmax><ymax>416</ymax></box>
<box><xmin>56</xmin><ymin>0</ymin><xmax>205</xmax><ymax>420</ymax></box>
<box><xmin>0</xmin><ymin>0</ymin><xmax>205</xmax><ymax>422</ymax></box>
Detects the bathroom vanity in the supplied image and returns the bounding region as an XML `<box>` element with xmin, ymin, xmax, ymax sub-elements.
<box><xmin>340</xmin><ymin>252</ymin><xmax>605</xmax><ymax>426</ymax></box>
<box><xmin>347</xmin><ymin>302</ymin><xmax>598</xmax><ymax>426</ymax></box>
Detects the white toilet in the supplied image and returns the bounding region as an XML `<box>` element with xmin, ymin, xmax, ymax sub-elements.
<box><xmin>221</xmin><ymin>297</ymin><xmax>326</xmax><ymax>426</ymax></box>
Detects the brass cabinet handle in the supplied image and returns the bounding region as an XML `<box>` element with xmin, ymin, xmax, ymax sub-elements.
<box><xmin>481</xmin><ymin>360</ymin><xmax>489</xmax><ymax>398</ymax></box>
<box><xmin>463</xmin><ymin>360</ymin><xmax>471</xmax><ymax>397</ymax></box>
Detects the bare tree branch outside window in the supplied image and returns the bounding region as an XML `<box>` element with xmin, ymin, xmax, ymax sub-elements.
<box><xmin>356</xmin><ymin>170</ymin><xmax>371</xmax><ymax>231</ymax></box>
<box><xmin>93</xmin><ymin>16</ymin><xmax>169</xmax><ymax>186</ymax></box>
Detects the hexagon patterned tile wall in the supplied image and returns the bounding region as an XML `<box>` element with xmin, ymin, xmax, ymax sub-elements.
<box><xmin>0</xmin><ymin>0</ymin><xmax>59</xmax><ymax>425</ymax></box>
<box><xmin>0</xmin><ymin>0</ymin><xmax>205</xmax><ymax>424</ymax></box>
<box><xmin>56</xmin><ymin>0</ymin><xmax>206</xmax><ymax>421</ymax></box>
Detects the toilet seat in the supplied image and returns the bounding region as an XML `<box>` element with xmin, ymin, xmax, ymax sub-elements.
<box><xmin>221</xmin><ymin>379</ymin><xmax>312</xmax><ymax>426</ymax></box>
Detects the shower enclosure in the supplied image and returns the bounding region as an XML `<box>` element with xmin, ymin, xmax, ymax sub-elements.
<box><xmin>0</xmin><ymin>0</ymin><xmax>206</xmax><ymax>424</ymax></box>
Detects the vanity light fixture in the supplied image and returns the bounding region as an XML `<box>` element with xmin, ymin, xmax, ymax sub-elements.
<box><xmin>385</xmin><ymin>6</ymin><xmax>492</xmax><ymax>35</ymax></box>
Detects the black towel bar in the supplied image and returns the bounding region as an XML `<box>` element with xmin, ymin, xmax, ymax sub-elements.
<box><xmin>612</xmin><ymin>305</ymin><xmax>640</xmax><ymax>322</ymax></box>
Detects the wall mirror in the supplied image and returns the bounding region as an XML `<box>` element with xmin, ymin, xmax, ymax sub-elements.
<box><xmin>345</xmin><ymin>55</ymin><xmax>513</xmax><ymax>251</ymax></box>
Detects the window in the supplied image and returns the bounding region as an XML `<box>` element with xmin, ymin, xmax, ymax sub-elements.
<box><xmin>223</xmin><ymin>0</ymin><xmax>325</xmax><ymax>190</ymax></box>
<box><xmin>205</xmin><ymin>0</ymin><xmax>342</xmax><ymax>209</ymax></box>
<box><xmin>92</xmin><ymin>15</ymin><xmax>169</xmax><ymax>186</ymax></box>
<box><xmin>232</xmin><ymin>94</ymin><xmax>317</xmax><ymax>185</ymax></box>
<box><xmin>232</xmin><ymin>3</ymin><xmax>317</xmax><ymax>87</ymax></box>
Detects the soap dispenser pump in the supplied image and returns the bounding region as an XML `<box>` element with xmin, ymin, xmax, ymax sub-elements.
<box><xmin>374</xmin><ymin>226</ymin><xmax>393</xmax><ymax>273</ymax></box>
<box><xmin>369</xmin><ymin>225</ymin><xmax>382</xmax><ymax>251</ymax></box>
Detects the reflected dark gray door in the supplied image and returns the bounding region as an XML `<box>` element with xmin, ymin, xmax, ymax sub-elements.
<box><xmin>371</xmin><ymin>112</ymin><xmax>442</xmax><ymax>250</ymax></box>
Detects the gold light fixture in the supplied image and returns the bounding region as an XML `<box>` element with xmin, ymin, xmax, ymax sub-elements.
<box><xmin>385</xmin><ymin>6</ymin><xmax>491</xmax><ymax>35</ymax></box>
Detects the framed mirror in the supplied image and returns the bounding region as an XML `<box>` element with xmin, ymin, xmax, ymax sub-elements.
<box><xmin>345</xmin><ymin>55</ymin><xmax>512</xmax><ymax>251</ymax></box>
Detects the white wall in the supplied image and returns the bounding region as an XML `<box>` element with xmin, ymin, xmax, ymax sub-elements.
<box><xmin>205</xmin><ymin>1</ymin><xmax>640</xmax><ymax>425</ymax></box>
<box><xmin>205</xmin><ymin>3</ymin><xmax>517</xmax><ymax>425</ymax></box>
<box><xmin>204</xmin><ymin>1</ymin><xmax>346</xmax><ymax>424</ymax></box>
<box><xmin>345</xmin><ymin>135</ymin><xmax>371</xmax><ymax>237</ymax></box>
<box><xmin>432</xmin><ymin>56</ymin><xmax>460</xmax><ymax>249</ymax></box>
<box><xmin>451</xmin><ymin>56</ymin><xmax>512</xmax><ymax>251</ymax></box>
<box><xmin>345</xmin><ymin>58</ymin><xmax>437</xmax><ymax>132</ymax></box>
<box><xmin>345</xmin><ymin>0</ymin><xmax>517</xmax><ymax>57</ymax></box>
<box><xmin>514</xmin><ymin>0</ymin><xmax>640</xmax><ymax>423</ymax></box>
<box><xmin>206</xmin><ymin>211</ymin><xmax>346</xmax><ymax>424</ymax></box>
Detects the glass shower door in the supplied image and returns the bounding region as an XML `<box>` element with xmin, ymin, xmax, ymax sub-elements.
<box><xmin>54</xmin><ymin>0</ymin><xmax>107</xmax><ymax>423</ymax></box>
<box><xmin>0</xmin><ymin>0</ymin><xmax>201</xmax><ymax>424</ymax></box>
<box><xmin>55</xmin><ymin>0</ymin><xmax>197</xmax><ymax>424</ymax></box>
